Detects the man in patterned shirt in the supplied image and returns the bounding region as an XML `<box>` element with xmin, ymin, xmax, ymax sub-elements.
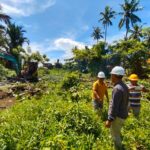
<box><xmin>128</xmin><ymin>74</ymin><xmax>149</xmax><ymax>117</ymax></box>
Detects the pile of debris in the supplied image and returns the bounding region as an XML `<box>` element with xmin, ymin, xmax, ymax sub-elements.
<box><xmin>0</xmin><ymin>81</ymin><xmax>49</xmax><ymax>109</ymax></box>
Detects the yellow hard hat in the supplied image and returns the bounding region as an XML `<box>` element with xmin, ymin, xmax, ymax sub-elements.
<box><xmin>128</xmin><ymin>74</ymin><xmax>139</xmax><ymax>81</ymax></box>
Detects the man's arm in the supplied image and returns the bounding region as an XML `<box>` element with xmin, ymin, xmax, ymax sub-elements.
<box><xmin>106</xmin><ymin>88</ymin><xmax>122</xmax><ymax>128</ymax></box>
<box><xmin>93</xmin><ymin>90</ymin><xmax>100</xmax><ymax>100</ymax></box>
<box><xmin>142</xmin><ymin>86</ymin><xmax>149</xmax><ymax>92</ymax></box>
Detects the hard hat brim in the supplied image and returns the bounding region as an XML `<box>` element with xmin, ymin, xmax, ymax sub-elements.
<box><xmin>97</xmin><ymin>76</ymin><xmax>105</xmax><ymax>78</ymax></box>
<box><xmin>129</xmin><ymin>78</ymin><xmax>138</xmax><ymax>81</ymax></box>
<box><xmin>110</xmin><ymin>72</ymin><xmax>124</xmax><ymax>76</ymax></box>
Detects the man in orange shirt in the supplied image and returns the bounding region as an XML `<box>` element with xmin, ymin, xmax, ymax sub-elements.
<box><xmin>92</xmin><ymin>71</ymin><xmax>109</xmax><ymax>115</ymax></box>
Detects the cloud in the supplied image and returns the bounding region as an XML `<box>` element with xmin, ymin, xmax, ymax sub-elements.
<box><xmin>24</xmin><ymin>38</ymin><xmax>88</xmax><ymax>63</ymax></box>
<box><xmin>0</xmin><ymin>0</ymin><xmax>56</xmax><ymax>17</ymax></box>
<box><xmin>54</xmin><ymin>38</ymin><xmax>85</xmax><ymax>50</ymax></box>
<box><xmin>1</xmin><ymin>3</ymin><xmax>25</xmax><ymax>16</ymax></box>
<box><xmin>54</xmin><ymin>38</ymin><xmax>86</xmax><ymax>61</ymax></box>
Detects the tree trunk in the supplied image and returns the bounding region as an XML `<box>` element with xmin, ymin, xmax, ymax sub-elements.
<box><xmin>125</xmin><ymin>28</ymin><xmax>129</xmax><ymax>40</ymax></box>
<box><xmin>105</xmin><ymin>25</ymin><xmax>107</xmax><ymax>44</ymax></box>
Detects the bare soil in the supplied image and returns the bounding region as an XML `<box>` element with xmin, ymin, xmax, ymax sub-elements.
<box><xmin>0</xmin><ymin>91</ymin><xmax>15</xmax><ymax>110</ymax></box>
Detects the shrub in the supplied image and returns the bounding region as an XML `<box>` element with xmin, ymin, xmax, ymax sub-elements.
<box><xmin>0</xmin><ymin>64</ymin><xmax>15</xmax><ymax>81</ymax></box>
<box><xmin>62</xmin><ymin>73</ymin><xmax>80</xmax><ymax>90</ymax></box>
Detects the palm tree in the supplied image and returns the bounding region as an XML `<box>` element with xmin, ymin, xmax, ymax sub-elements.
<box><xmin>119</xmin><ymin>0</ymin><xmax>142</xmax><ymax>39</ymax></box>
<box><xmin>6</xmin><ymin>23</ymin><xmax>29</xmax><ymax>52</ymax></box>
<box><xmin>142</xmin><ymin>27</ymin><xmax>150</xmax><ymax>48</ymax></box>
<box><xmin>91</xmin><ymin>27</ymin><xmax>103</xmax><ymax>44</ymax></box>
<box><xmin>99</xmin><ymin>6</ymin><xmax>115</xmax><ymax>44</ymax></box>
<box><xmin>129</xmin><ymin>24</ymin><xmax>143</xmax><ymax>40</ymax></box>
<box><xmin>5</xmin><ymin>23</ymin><xmax>29</xmax><ymax>75</ymax></box>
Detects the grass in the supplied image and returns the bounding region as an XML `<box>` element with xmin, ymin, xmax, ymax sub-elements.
<box><xmin>0</xmin><ymin>69</ymin><xmax>149</xmax><ymax>150</ymax></box>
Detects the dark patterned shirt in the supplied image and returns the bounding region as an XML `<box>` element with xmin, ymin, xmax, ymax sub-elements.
<box><xmin>108</xmin><ymin>81</ymin><xmax>129</xmax><ymax>121</ymax></box>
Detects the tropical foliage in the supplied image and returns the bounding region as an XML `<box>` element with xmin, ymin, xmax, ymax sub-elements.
<box><xmin>0</xmin><ymin>0</ymin><xmax>150</xmax><ymax>149</ymax></box>
<box><xmin>91</xmin><ymin>27</ymin><xmax>103</xmax><ymax>43</ymax></box>
<box><xmin>6</xmin><ymin>23</ymin><xmax>29</xmax><ymax>51</ymax></box>
<box><xmin>119</xmin><ymin>0</ymin><xmax>142</xmax><ymax>39</ymax></box>
<box><xmin>108</xmin><ymin>39</ymin><xmax>149</xmax><ymax>77</ymax></box>
<box><xmin>129</xmin><ymin>24</ymin><xmax>143</xmax><ymax>40</ymax></box>
<box><xmin>99</xmin><ymin>6</ymin><xmax>115</xmax><ymax>44</ymax></box>
<box><xmin>72</xmin><ymin>42</ymin><xmax>109</xmax><ymax>76</ymax></box>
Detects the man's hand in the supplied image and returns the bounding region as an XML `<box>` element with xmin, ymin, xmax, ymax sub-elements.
<box><xmin>96</xmin><ymin>95</ymin><xmax>100</xmax><ymax>99</ymax></box>
<box><xmin>105</xmin><ymin>120</ymin><xmax>112</xmax><ymax>128</ymax></box>
<box><xmin>95</xmin><ymin>96</ymin><xmax>100</xmax><ymax>101</ymax></box>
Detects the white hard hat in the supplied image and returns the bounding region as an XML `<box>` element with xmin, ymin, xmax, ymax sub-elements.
<box><xmin>110</xmin><ymin>66</ymin><xmax>125</xmax><ymax>76</ymax></box>
<box><xmin>97</xmin><ymin>71</ymin><xmax>105</xmax><ymax>78</ymax></box>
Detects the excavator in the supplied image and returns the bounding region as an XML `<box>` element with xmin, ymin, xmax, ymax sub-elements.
<box><xmin>0</xmin><ymin>50</ymin><xmax>38</xmax><ymax>82</ymax></box>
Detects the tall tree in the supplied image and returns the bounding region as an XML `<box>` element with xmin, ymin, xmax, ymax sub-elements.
<box><xmin>6</xmin><ymin>23</ymin><xmax>29</xmax><ymax>52</ymax></box>
<box><xmin>109</xmin><ymin>39</ymin><xmax>148</xmax><ymax>77</ymax></box>
<box><xmin>129</xmin><ymin>24</ymin><xmax>143</xmax><ymax>41</ymax></box>
<box><xmin>72</xmin><ymin>42</ymin><xmax>108</xmax><ymax>76</ymax></box>
<box><xmin>99</xmin><ymin>6</ymin><xmax>115</xmax><ymax>44</ymax></box>
<box><xmin>119</xmin><ymin>0</ymin><xmax>142</xmax><ymax>39</ymax></box>
<box><xmin>142</xmin><ymin>27</ymin><xmax>150</xmax><ymax>48</ymax></box>
<box><xmin>5</xmin><ymin>23</ymin><xmax>29</xmax><ymax>75</ymax></box>
<box><xmin>91</xmin><ymin>27</ymin><xmax>103</xmax><ymax>44</ymax></box>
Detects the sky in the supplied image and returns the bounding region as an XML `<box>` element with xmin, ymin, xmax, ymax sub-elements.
<box><xmin>1</xmin><ymin>0</ymin><xmax>150</xmax><ymax>63</ymax></box>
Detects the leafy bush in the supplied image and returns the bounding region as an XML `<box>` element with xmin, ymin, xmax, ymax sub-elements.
<box><xmin>0</xmin><ymin>69</ymin><xmax>149</xmax><ymax>150</ymax></box>
<box><xmin>62</xmin><ymin>73</ymin><xmax>80</xmax><ymax>90</ymax></box>
<box><xmin>0</xmin><ymin>64</ymin><xmax>15</xmax><ymax>81</ymax></box>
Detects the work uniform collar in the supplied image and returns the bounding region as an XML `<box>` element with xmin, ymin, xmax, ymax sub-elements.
<box><xmin>114</xmin><ymin>80</ymin><xmax>123</xmax><ymax>86</ymax></box>
<box><xmin>98</xmin><ymin>80</ymin><xmax>104</xmax><ymax>85</ymax></box>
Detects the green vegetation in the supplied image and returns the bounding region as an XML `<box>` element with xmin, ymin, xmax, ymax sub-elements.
<box><xmin>0</xmin><ymin>64</ymin><xmax>15</xmax><ymax>81</ymax></box>
<box><xmin>99</xmin><ymin>6</ymin><xmax>115</xmax><ymax>44</ymax></box>
<box><xmin>0</xmin><ymin>69</ymin><xmax>150</xmax><ymax>150</ymax></box>
<box><xmin>0</xmin><ymin>0</ymin><xmax>150</xmax><ymax>149</ymax></box>
<box><xmin>118</xmin><ymin>0</ymin><xmax>142</xmax><ymax>39</ymax></box>
<box><xmin>0</xmin><ymin>11</ymin><xmax>49</xmax><ymax>76</ymax></box>
<box><xmin>91</xmin><ymin>27</ymin><xmax>103</xmax><ymax>44</ymax></box>
<box><xmin>1</xmin><ymin>0</ymin><xmax>150</xmax><ymax>77</ymax></box>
